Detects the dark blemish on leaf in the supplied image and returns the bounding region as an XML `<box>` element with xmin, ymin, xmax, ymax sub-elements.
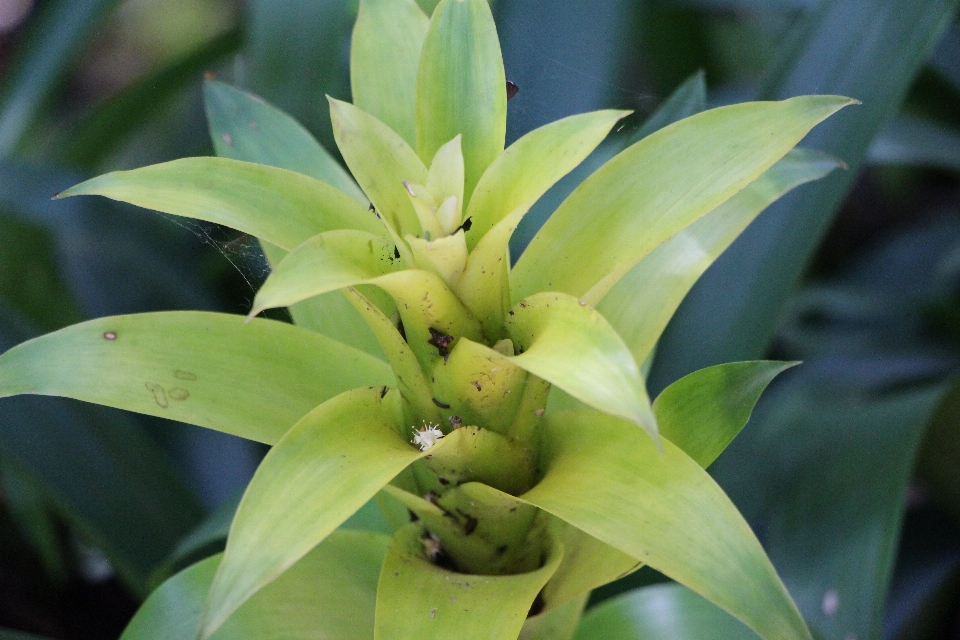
<box><xmin>380</xmin><ymin>386</ymin><xmax>389</xmax><ymax>399</ymax></box>
<box><xmin>430</xmin><ymin>608</ymin><xmax>437</xmax><ymax>619</ymax></box>
<box><xmin>168</xmin><ymin>388</ymin><xmax>190</xmax><ymax>402</ymax></box>
<box><xmin>448</xmin><ymin>415</ymin><xmax>462</xmax><ymax>429</ymax></box>
<box><xmin>174</xmin><ymin>370</ymin><xmax>197</xmax><ymax>381</ymax></box>
<box><xmin>527</xmin><ymin>592</ymin><xmax>545</xmax><ymax>618</ymax></box>
<box><xmin>509</xmin><ymin>506</ymin><xmax>517</xmax><ymax>513</ymax></box>
<box><xmin>394</xmin><ymin>246</ymin><xmax>401</xmax><ymax>259</ymax></box>
<box><xmin>508</xmin><ymin>311</ymin><xmax>515</xmax><ymax>316</ymax></box>
<box><xmin>438</xmin><ymin>477</ymin><xmax>450</xmax><ymax>486</ymax></box>
<box><xmin>457</xmin><ymin>510</ymin><xmax>478</xmax><ymax>535</ymax></box>
<box><xmin>103</xmin><ymin>332</ymin><xmax>117</xmax><ymax>340</ymax></box>
<box><xmin>145</xmin><ymin>383</ymin><xmax>168</xmax><ymax>408</ymax></box>
<box><xmin>506</xmin><ymin>80</ymin><xmax>520</xmax><ymax>100</ymax></box>
<box><xmin>472</xmin><ymin>381</ymin><xmax>481</xmax><ymax>391</ymax></box>
<box><xmin>428</xmin><ymin>328</ymin><xmax>454</xmax><ymax>357</ymax></box>
<box><xmin>432</xmin><ymin>398</ymin><xmax>451</xmax><ymax>409</ymax></box>
<box><xmin>222</xmin><ymin>133</ymin><xmax>233</xmax><ymax>146</ymax></box>
<box><xmin>496</xmin><ymin>545</ymin><xmax>507</xmax><ymax>556</ymax></box>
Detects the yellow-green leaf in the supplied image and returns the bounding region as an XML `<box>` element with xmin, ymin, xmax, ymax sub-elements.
<box><xmin>352</xmin><ymin>0</ymin><xmax>430</xmax><ymax>147</ymax></box>
<box><xmin>466</xmin><ymin>109</ymin><xmax>630</xmax><ymax>249</ymax></box>
<box><xmin>416</xmin><ymin>0</ymin><xmax>506</xmax><ymax>202</ymax></box>
<box><xmin>506</xmin><ymin>293</ymin><xmax>657</xmax><ymax>440</ymax></box>
<box><xmin>201</xmin><ymin>387</ymin><xmax>433</xmax><ymax>637</ymax></box>
<box><xmin>522</xmin><ymin>408</ymin><xmax>811</xmax><ymax>640</ymax></box>
<box><xmin>56</xmin><ymin>157</ymin><xmax>383</xmax><ymax>251</ymax></box>
<box><xmin>122</xmin><ymin>531</ymin><xmax>389</xmax><ymax>640</ymax></box>
<box><xmin>374</xmin><ymin>523</ymin><xmax>562</xmax><ymax>640</ymax></box>
<box><xmin>330</xmin><ymin>97</ymin><xmax>426</xmax><ymax>237</ymax></box>
<box><xmin>511</xmin><ymin>97</ymin><xmax>856</xmax><ymax>303</ymax></box>
<box><xmin>597</xmin><ymin>149</ymin><xmax>841</xmax><ymax>366</ymax></box>
<box><xmin>0</xmin><ymin>312</ymin><xmax>393</xmax><ymax>445</ymax></box>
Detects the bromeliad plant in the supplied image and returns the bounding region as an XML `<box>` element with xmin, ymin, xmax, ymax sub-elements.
<box><xmin>0</xmin><ymin>0</ymin><xmax>854</xmax><ymax>638</ymax></box>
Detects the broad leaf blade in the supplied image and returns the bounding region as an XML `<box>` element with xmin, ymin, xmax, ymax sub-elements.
<box><xmin>511</xmin><ymin>96</ymin><xmax>855</xmax><ymax>304</ymax></box>
<box><xmin>574</xmin><ymin>583</ymin><xmax>759</xmax><ymax>640</ymax></box>
<box><xmin>56</xmin><ymin>158</ymin><xmax>382</xmax><ymax>252</ymax></box>
<box><xmin>0</xmin><ymin>312</ymin><xmax>394</xmax><ymax>445</ymax></box>
<box><xmin>250</xmin><ymin>230</ymin><xmax>400</xmax><ymax>317</ymax></box>
<box><xmin>204</xmin><ymin>79</ymin><xmax>363</xmax><ymax>200</ymax></box>
<box><xmin>520</xmin><ymin>594</ymin><xmax>589</xmax><ymax>640</ymax></box>
<box><xmin>506</xmin><ymin>293</ymin><xmax>657</xmax><ymax>439</ymax></box>
<box><xmin>352</xmin><ymin>0</ymin><xmax>430</xmax><ymax>147</ymax></box>
<box><xmin>330</xmin><ymin>98</ymin><xmax>426</xmax><ymax>237</ymax></box>
<box><xmin>416</xmin><ymin>0</ymin><xmax>506</xmax><ymax>202</ymax></box>
<box><xmin>123</xmin><ymin>531</ymin><xmax>389</xmax><ymax>640</ymax></box>
<box><xmin>201</xmin><ymin>388</ymin><xmax>439</xmax><ymax>637</ymax></box>
<box><xmin>465</xmin><ymin>109</ymin><xmax>630</xmax><ymax>249</ymax></box>
<box><xmin>653</xmin><ymin>361</ymin><xmax>796</xmax><ymax>469</ymax></box>
<box><xmin>375</xmin><ymin>523</ymin><xmax>562</xmax><ymax>640</ymax></box>
<box><xmin>522</xmin><ymin>408</ymin><xmax>811</xmax><ymax>640</ymax></box>
<box><xmin>598</xmin><ymin>149</ymin><xmax>841</xmax><ymax>367</ymax></box>
<box><xmin>651</xmin><ymin>0</ymin><xmax>958</xmax><ymax>387</ymax></box>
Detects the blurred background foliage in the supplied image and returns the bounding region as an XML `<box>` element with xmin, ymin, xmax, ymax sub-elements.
<box><xmin>0</xmin><ymin>0</ymin><xmax>958</xmax><ymax>638</ymax></box>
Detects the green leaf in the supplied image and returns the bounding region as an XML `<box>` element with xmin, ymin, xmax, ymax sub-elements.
<box><xmin>465</xmin><ymin>109</ymin><xmax>630</xmax><ymax>249</ymax></box>
<box><xmin>374</xmin><ymin>523</ymin><xmax>562</xmax><ymax>640</ymax></box>
<box><xmin>0</xmin><ymin>312</ymin><xmax>393</xmax><ymax>445</ymax></box>
<box><xmin>511</xmin><ymin>71</ymin><xmax>706</xmax><ymax>257</ymax></box>
<box><xmin>352</xmin><ymin>0</ymin><xmax>430</xmax><ymax>147</ymax></box>
<box><xmin>574</xmin><ymin>583</ymin><xmax>759</xmax><ymax>640</ymax></box>
<box><xmin>521</xmin><ymin>408</ymin><xmax>810</xmax><ymax>640</ymax></box>
<box><xmin>520</xmin><ymin>593</ymin><xmax>589</xmax><ymax>640</ymax></box>
<box><xmin>200</xmin><ymin>387</ymin><xmax>450</xmax><ymax>637</ymax></box>
<box><xmin>653</xmin><ymin>361</ymin><xmax>797</xmax><ymax>469</ymax></box>
<box><xmin>416</xmin><ymin>0</ymin><xmax>506</xmax><ymax>202</ymax></box>
<box><xmin>203</xmin><ymin>79</ymin><xmax>382</xmax><ymax>359</ymax></box>
<box><xmin>598</xmin><ymin>149</ymin><xmax>841</xmax><ymax>367</ymax></box>
<box><xmin>0</xmin><ymin>462</ymin><xmax>67</xmax><ymax>582</ymax></box>
<box><xmin>330</xmin><ymin>97</ymin><xmax>426</xmax><ymax>237</ymax></box>
<box><xmin>243</xmin><ymin>0</ymin><xmax>354</xmax><ymax>157</ymax></box>
<box><xmin>710</xmin><ymin>370</ymin><xmax>949</xmax><ymax>640</ymax></box>
<box><xmin>506</xmin><ymin>292</ymin><xmax>657</xmax><ymax>440</ymax></box>
<box><xmin>123</xmin><ymin>530</ymin><xmax>389</xmax><ymax>640</ymax></box>
<box><xmin>56</xmin><ymin>157</ymin><xmax>383</xmax><ymax>252</ymax></box>
<box><xmin>250</xmin><ymin>230</ymin><xmax>400</xmax><ymax>317</ymax></box>
<box><xmin>650</xmin><ymin>0</ymin><xmax>958</xmax><ymax>387</ymax></box>
<box><xmin>0</xmin><ymin>628</ymin><xmax>56</xmax><ymax>640</ymax></box>
<box><xmin>868</xmin><ymin>115</ymin><xmax>960</xmax><ymax>173</ymax></box>
<box><xmin>511</xmin><ymin>96</ymin><xmax>855</xmax><ymax>305</ymax></box>
<box><xmin>204</xmin><ymin>79</ymin><xmax>363</xmax><ymax>201</ymax></box>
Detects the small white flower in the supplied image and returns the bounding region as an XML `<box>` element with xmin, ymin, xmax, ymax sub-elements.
<box><xmin>412</xmin><ymin>422</ymin><xmax>444</xmax><ymax>451</ymax></box>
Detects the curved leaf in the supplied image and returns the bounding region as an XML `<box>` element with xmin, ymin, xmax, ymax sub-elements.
<box><xmin>56</xmin><ymin>157</ymin><xmax>383</xmax><ymax>251</ymax></box>
<box><xmin>351</xmin><ymin>0</ymin><xmax>430</xmax><ymax>147</ymax></box>
<box><xmin>465</xmin><ymin>109</ymin><xmax>630</xmax><ymax>249</ymax></box>
<box><xmin>201</xmin><ymin>387</ymin><xmax>459</xmax><ymax>637</ymax></box>
<box><xmin>416</xmin><ymin>0</ymin><xmax>506</xmax><ymax>202</ymax></box>
<box><xmin>330</xmin><ymin>97</ymin><xmax>426</xmax><ymax>237</ymax></box>
<box><xmin>520</xmin><ymin>594</ymin><xmax>589</xmax><ymax>640</ymax></box>
<box><xmin>654</xmin><ymin>361</ymin><xmax>797</xmax><ymax>469</ymax></box>
<box><xmin>506</xmin><ymin>292</ymin><xmax>657</xmax><ymax>440</ymax></box>
<box><xmin>574</xmin><ymin>583</ymin><xmax>758</xmax><ymax>640</ymax></box>
<box><xmin>123</xmin><ymin>530</ymin><xmax>389</xmax><ymax>640</ymax></box>
<box><xmin>521</xmin><ymin>408</ymin><xmax>811</xmax><ymax>640</ymax></box>
<box><xmin>250</xmin><ymin>230</ymin><xmax>401</xmax><ymax>317</ymax></box>
<box><xmin>511</xmin><ymin>96</ymin><xmax>855</xmax><ymax>304</ymax></box>
<box><xmin>374</xmin><ymin>523</ymin><xmax>562</xmax><ymax>640</ymax></box>
<box><xmin>0</xmin><ymin>312</ymin><xmax>393</xmax><ymax>444</ymax></box>
<box><xmin>203</xmin><ymin>79</ymin><xmax>363</xmax><ymax>201</ymax></box>
<box><xmin>203</xmin><ymin>78</ymin><xmax>382</xmax><ymax>358</ymax></box>
<box><xmin>598</xmin><ymin>149</ymin><xmax>841</xmax><ymax>366</ymax></box>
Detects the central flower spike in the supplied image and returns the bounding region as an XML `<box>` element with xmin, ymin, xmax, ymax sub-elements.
<box><xmin>403</xmin><ymin>135</ymin><xmax>468</xmax><ymax>287</ymax></box>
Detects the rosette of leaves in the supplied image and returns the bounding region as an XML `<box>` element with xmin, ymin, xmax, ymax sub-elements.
<box><xmin>0</xmin><ymin>0</ymin><xmax>855</xmax><ymax>638</ymax></box>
